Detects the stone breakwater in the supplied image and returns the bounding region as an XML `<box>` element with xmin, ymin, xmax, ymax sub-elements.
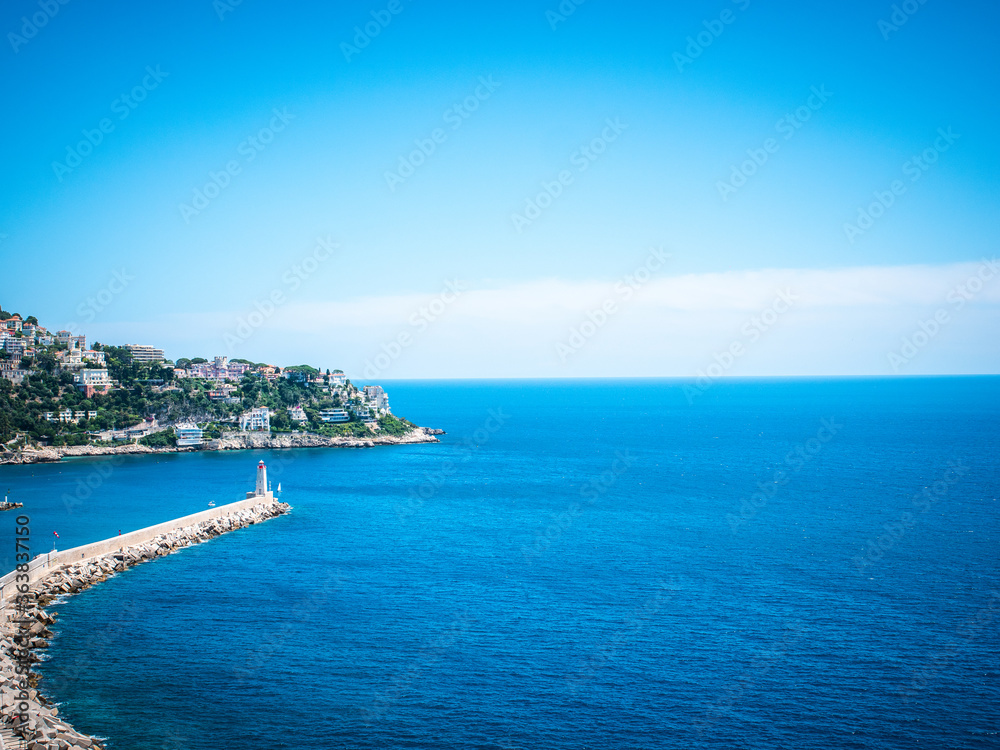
<box><xmin>207</xmin><ymin>427</ymin><xmax>444</xmax><ymax>452</ymax></box>
<box><xmin>0</xmin><ymin>500</ymin><xmax>290</xmax><ymax>749</ymax></box>
<box><xmin>0</xmin><ymin>427</ymin><xmax>444</xmax><ymax>465</ymax></box>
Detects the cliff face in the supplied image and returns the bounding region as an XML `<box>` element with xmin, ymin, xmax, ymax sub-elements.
<box><xmin>0</xmin><ymin>442</ymin><xmax>158</xmax><ymax>464</ymax></box>
<box><xmin>0</xmin><ymin>428</ymin><xmax>443</xmax><ymax>465</ymax></box>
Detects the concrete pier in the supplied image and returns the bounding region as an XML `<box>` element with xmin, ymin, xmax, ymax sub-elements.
<box><xmin>0</xmin><ymin>479</ymin><xmax>288</xmax><ymax>749</ymax></box>
<box><xmin>0</xmin><ymin>491</ymin><xmax>275</xmax><ymax>603</ymax></box>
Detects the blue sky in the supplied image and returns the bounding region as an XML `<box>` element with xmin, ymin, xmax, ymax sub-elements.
<box><xmin>1</xmin><ymin>0</ymin><xmax>998</xmax><ymax>378</ymax></box>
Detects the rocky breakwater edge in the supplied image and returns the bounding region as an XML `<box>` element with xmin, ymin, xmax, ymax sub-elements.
<box><xmin>0</xmin><ymin>499</ymin><xmax>290</xmax><ymax>749</ymax></box>
<box><xmin>207</xmin><ymin>426</ymin><xmax>444</xmax><ymax>451</ymax></box>
<box><xmin>0</xmin><ymin>427</ymin><xmax>445</xmax><ymax>465</ymax></box>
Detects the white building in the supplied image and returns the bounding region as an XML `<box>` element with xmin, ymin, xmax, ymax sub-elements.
<box><xmin>74</xmin><ymin>369</ymin><xmax>112</xmax><ymax>388</ymax></box>
<box><xmin>126</xmin><ymin>344</ymin><xmax>165</xmax><ymax>363</ymax></box>
<box><xmin>43</xmin><ymin>409</ymin><xmax>94</xmax><ymax>423</ymax></box>
<box><xmin>288</xmin><ymin>406</ymin><xmax>307</xmax><ymax>423</ymax></box>
<box><xmin>330</xmin><ymin>371</ymin><xmax>347</xmax><ymax>385</ymax></box>
<box><xmin>1</xmin><ymin>315</ymin><xmax>23</xmax><ymax>333</ymax></box>
<box><xmin>174</xmin><ymin>423</ymin><xmax>204</xmax><ymax>447</ymax></box>
<box><xmin>318</xmin><ymin>408</ymin><xmax>350</xmax><ymax>423</ymax></box>
<box><xmin>363</xmin><ymin>385</ymin><xmax>390</xmax><ymax>413</ymax></box>
<box><xmin>0</xmin><ymin>362</ymin><xmax>27</xmax><ymax>384</ymax></box>
<box><xmin>125</xmin><ymin>418</ymin><xmax>157</xmax><ymax>439</ymax></box>
<box><xmin>239</xmin><ymin>407</ymin><xmax>271</xmax><ymax>431</ymax></box>
<box><xmin>2</xmin><ymin>338</ymin><xmax>26</xmax><ymax>358</ymax></box>
<box><xmin>60</xmin><ymin>349</ymin><xmax>83</xmax><ymax>367</ymax></box>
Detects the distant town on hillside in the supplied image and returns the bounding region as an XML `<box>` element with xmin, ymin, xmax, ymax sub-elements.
<box><xmin>0</xmin><ymin>306</ymin><xmax>411</xmax><ymax>449</ymax></box>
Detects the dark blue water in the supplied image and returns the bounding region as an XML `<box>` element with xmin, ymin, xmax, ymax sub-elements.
<box><xmin>3</xmin><ymin>378</ymin><xmax>998</xmax><ymax>749</ymax></box>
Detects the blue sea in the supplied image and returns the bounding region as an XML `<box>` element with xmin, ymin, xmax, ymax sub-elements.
<box><xmin>2</xmin><ymin>378</ymin><xmax>999</xmax><ymax>749</ymax></box>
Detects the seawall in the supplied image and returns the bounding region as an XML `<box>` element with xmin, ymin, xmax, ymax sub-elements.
<box><xmin>0</xmin><ymin>493</ymin><xmax>278</xmax><ymax>602</ymax></box>
<box><xmin>0</xmin><ymin>426</ymin><xmax>445</xmax><ymax>465</ymax></box>
<box><xmin>0</xmin><ymin>494</ymin><xmax>290</xmax><ymax>748</ymax></box>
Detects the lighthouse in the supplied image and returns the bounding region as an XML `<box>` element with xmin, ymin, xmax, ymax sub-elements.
<box><xmin>255</xmin><ymin>460</ymin><xmax>268</xmax><ymax>497</ymax></box>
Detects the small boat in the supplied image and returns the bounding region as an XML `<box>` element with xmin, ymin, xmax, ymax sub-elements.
<box><xmin>277</xmin><ymin>483</ymin><xmax>282</xmax><ymax>493</ymax></box>
<box><xmin>208</xmin><ymin>501</ymin><xmax>216</xmax><ymax>507</ymax></box>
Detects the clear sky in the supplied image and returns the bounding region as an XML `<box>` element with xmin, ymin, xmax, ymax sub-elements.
<box><xmin>1</xmin><ymin>0</ymin><xmax>997</xmax><ymax>378</ymax></box>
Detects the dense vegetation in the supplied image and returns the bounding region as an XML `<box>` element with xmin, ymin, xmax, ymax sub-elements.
<box><xmin>0</xmin><ymin>343</ymin><xmax>412</xmax><ymax>447</ymax></box>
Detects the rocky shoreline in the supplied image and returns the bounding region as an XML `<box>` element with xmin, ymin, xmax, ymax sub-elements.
<box><xmin>0</xmin><ymin>427</ymin><xmax>445</xmax><ymax>466</ymax></box>
<box><xmin>0</xmin><ymin>499</ymin><xmax>290</xmax><ymax>749</ymax></box>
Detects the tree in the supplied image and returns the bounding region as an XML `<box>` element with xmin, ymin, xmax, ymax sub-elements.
<box><xmin>284</xmin><ymin>365</ymin><xmax>319</xmax><ymax>376</ymax></box>
<box><xmin>270</xmin><ymin>410</ymin><xmax>291</xmax><ymax>432</ymax></box>
<box><xmin>24</xmin><ymin>316</ymin><xmax>38</xmax><ymax>325</ymax></box>
<box><xmin>34</xmin><ymin>352</ymin><xmax>56</xmax><ymax>373</ymax></box>
<box><xmin>0</xmin><ymin>409</ymin><xmax>11</xmax><ymax>443</ymax></box>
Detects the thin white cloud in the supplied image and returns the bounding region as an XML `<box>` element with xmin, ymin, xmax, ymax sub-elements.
<box><xmin>84</xmin><ymin>261</ymin><xmax>999</xmax><ymax>378</ymax></box>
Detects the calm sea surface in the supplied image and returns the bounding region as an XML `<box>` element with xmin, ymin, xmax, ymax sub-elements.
<box><xmin>3</xmin><ymin>378</ymin><xmax>998</xmax><ymax>749</ymax></box>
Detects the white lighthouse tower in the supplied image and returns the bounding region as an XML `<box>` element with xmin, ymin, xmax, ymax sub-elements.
<box><xmin>247</xmin><ymin>460</ymin><xmax>272</xmax><ymax>500</ymax></box>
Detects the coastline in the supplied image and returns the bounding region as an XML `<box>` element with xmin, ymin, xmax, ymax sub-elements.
<box><xmin>0</xmin><ymin>497</ymin><xmax>291</xmax><ymax>748</ymax></box>
<box><xmin>0</xmin><ymin>426</ymin><xmax>445</xmax><ymax>466</ymax></box>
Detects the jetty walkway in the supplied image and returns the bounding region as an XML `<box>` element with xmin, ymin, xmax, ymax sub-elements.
<box><xmin>0</xmin><ymin>461</ymin><xmax>289</xmax><ymax>750</ymax></box>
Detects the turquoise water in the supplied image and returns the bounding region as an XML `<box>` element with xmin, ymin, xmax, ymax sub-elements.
<box><xmin>3</xmin><ymin>378</ymin><xmax>999</xmax><ymax>748</ymax></box>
